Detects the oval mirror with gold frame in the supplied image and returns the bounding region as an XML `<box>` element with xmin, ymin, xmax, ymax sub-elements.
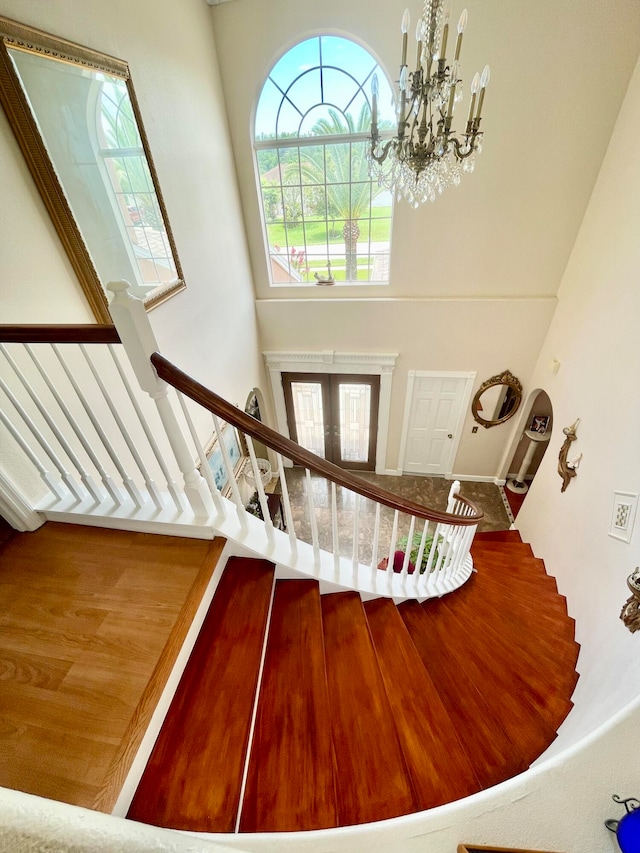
<box><xmin>471</xmin><ymin>369</ymin><xmax>523</xmax><ymax>429</ymax></box>
<box><xmin>0</xmin><ymin>16</ymin><xmax>185</xmax><ymax>322</ymax></box>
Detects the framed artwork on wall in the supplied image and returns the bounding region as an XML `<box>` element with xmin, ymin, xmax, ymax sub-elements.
<box><xmin>529</xmin><ymin>414</ymin><xmax>550</xmax><ymax>434</ymax></box>
<box><xmin>203</xmin><ymin>420</ymin><xmax>245</xmax><ymax>497</ymax></box>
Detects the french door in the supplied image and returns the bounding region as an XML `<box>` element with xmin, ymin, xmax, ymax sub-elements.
<box><xmin>282</xmin><ymin>373</ymin><xmax>380</xmax><ymax>471</ymax></box>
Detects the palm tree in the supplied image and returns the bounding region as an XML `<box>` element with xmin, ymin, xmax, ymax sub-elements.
<box><xmin>294</xmin><ymin>104</ymin><xmax>386</xmax><ymax>281</ymax></box>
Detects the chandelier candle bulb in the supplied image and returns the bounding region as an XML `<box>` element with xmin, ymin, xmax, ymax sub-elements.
<box><xmin>415</xmin><ymin>20</ymin><xmax>422</xmax><ymax>69</ymax></box>
<box><xmin>440</xmin><ymin>1</ymin><xmax>451</xmax><ymax>58</ymax></box>
<box><xmin>447</xmin><ymin>60</ymin><xmax>459</xmax><ymax>119</ymax></box>
<box><xmin>475</xmin><ymin>64</ymin><xmax>490</xmax><ymax>120</ymax></box>
<box><xmin>371</xmin><ymin>73</ymin><xmax>379</xmax><ymax>129</ymax></box>
<box><xmin>455</xmin><ymin>8</ymin><xmax>467</xmax><ymax>60</ymax></box>
<box><xmin>401</xmin><ymin>8</ymin><xmax>410</xmax><ymax>65</ymax></box>
<box><xmin>467</xmin><ymin>71</ymin><xmax>480</xmax><ymax>124</ymax></box>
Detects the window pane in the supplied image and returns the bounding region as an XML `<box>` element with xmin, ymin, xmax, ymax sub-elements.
<box><xmin>290</xmin><ymin>382</ymin><xmax>326</xmax><ymax>457</ymax></box>
<box><xmin>304</xmin><ymin>218</ymin><xmax>328</xmax><ymax>247</ymax></box>
<box><xmin>338</xmin><ymin>383</ymin><xmax>371</xmax><ymax>463</ymax></box>
<box><xmin>278</xmin><ymin>149</ymin><xmax>299</xmax><ymax>186</ymax></box>
<box><xmin>285</xmin><ymin>69</ymin><xmax>322</xmax><ymax>119</ymax></box>
<box><xmin>302</xmin><ymin>185</ymin><xmax>325</xmax><ymax>220</ymax></box>
<box><xmin>270</xmin><ymin>39</ymin><xmax>320</xmax><ymax>91</ymax></box>
<box><xmin>275</xmin><ymin>98</ymin><xmax>303</xmax><ymax>137</ymax></box>
<box><xmin>299</xmin><ymin>146</ymin><xmax>325</xmax><ymax>185</ymax></box>
<box><xmin>324</xmin><ymin>148</ymin><xmax>350</xmax><ymax>184</ymax></box>
<box><xmin>321</xmin><ymin>68</ymin><xmax>359</xmax><ymax>114</ymax></box>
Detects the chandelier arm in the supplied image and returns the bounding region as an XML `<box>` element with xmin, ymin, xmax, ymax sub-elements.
<box><xmin>369</xmin><ymin>137</ymin><xmax>395</xmax><ymax>165</ymax></box>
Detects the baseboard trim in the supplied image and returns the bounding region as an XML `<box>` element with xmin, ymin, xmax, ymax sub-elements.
<box><xmin>451</xmin><ymin>474</ymin><xmax>506</xmax><ymax>485</ymax></box>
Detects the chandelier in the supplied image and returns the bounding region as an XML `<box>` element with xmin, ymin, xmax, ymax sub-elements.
<box><xmin>369</xmin><ymin>0</ymin><xmax>490</xmax><ymax>206</ymax></box>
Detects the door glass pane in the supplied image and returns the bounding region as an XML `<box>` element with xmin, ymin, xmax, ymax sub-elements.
<box><xmin>290</xmin><ymin>382</ymin><xmax>326</xmax><ymax>458</ymax></box>
<box><xmin>338</xmin><ymin>383</ymin><xmax>371</xmax><ymax>463</ymax></box>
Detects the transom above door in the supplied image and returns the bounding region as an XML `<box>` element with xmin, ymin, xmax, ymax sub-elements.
<box><xmin>282</xmin><ymin>373</ymin><xmax>380</xmax><ymax>471</ymax></box>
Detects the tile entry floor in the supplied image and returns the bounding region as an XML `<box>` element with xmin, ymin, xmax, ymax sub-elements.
<box><xmin>280</xmin><ymin>468</ymin><xmax>511</xmax><ymax>567</ymax></box>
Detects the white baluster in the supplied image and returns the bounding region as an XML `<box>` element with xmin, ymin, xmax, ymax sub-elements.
<box><xmin>371</xmin><ymin>502</ymin><xmax>381</xmax><ymax>588</ymax></box>
<box><xmin>26</xmin><ymin>344</ymin><xmax>112</xmax><ymax>506</ymax></box>
<box><xmin>446</xmin><ymin>479</ymin><xmax>461</xmax><ymax>512</ymax></box>
<box><xmin>245</xmin><ymin>435</ymin><xmax>274</xmax><ymax>547</ymax></box>
<box><xmin>331</xmin><ymin>482</ymin><xmax>340</xmax><ymax>580</ymax></box>
<box><xmin>107</xmin><ymin>280</ymin><xmax>213</xmax><ymax>518</ymax></box>
<box><xmin>387</xmin><ymin>509</ymin><xmax>399</xmax><ymax>593</ymax></box>
<box><xmin>1</xmin><ymin>344</ymin><xmax>101</xmax><ymax>503</ymax></box>
<box><xmin>175</xmin><ymin>392</ymin><xmax>225</xmax><ymax>516</ymax></box>
<box><xmin>401</xmin><ymin>515</ymin><xmax>416</xmax><ymax>589</ymax></box>
<box><xmin>352</xmin><ymin>492</ymin><xmax>360</xmax><ymax>585</ymax></box>
<box><xmin>77</xmin><ymin>345</ymin><xmax>163</xmax><ymax>510</ymax></box>
<box><xmin>0</xmin><ymin>407</ymin><xmax>65</xmax><ymax>500</ymax></box>
<box><xmin>305</xmin><ymin>468</ymin><xmax>320</xmax><ymax>571</ymax></box>
<box><xmin>276</xmin><ymin>453</ymin><xmax>297</xmax><ymax>558</ymax></box>
<box><xmin>108</xmin><ymin>345</ymin><xmax>185</xmax><ymax>513</ymax></box>
<box><xmin>211</xmin><ymin>413</ymin><xmax>247</xmax><ymax>531</ymax></box>
<box><xmin>46</xmin><ymin>345</ymin><xmax>124</xmax><ymax>508</ymax></box>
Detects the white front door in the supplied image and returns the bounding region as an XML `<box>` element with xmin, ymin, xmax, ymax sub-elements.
<box><xmin>401</xmin><ymin>373</ymin><xmax>471</xmax><ymax>476</ymax></box>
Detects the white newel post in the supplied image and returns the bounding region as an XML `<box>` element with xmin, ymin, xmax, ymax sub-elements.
<box><xmin>106</xmin><ymin>281</ymin><xmax>214</xmax><ymax>519</ymax></box>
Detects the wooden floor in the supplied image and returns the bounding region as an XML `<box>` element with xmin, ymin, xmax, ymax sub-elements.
<box><xmin>0</xmin><ymin>522</ymin><xmax>224</xmax><ymax>812</ymax></box>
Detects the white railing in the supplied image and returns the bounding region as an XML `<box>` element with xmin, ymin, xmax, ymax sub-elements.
<box><xmin>0</xmin><ymin>281</ymin><xmax>481</xmax><ymax>600</ymax></box>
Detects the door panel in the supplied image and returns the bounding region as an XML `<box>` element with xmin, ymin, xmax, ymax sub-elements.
<box><xmin>282</xmin><ymin>373</ymin><xmax>379</xmax><ymax>470</ymax></box>
<box><xmin>403</xmin><ymin>376</ymin><xmax>467</xmax><ymax>476</ymax></box>
<box><xmin>286</xmin><ymin>379</ymin><xmax>328</xmax><ymax>458</ymax></box>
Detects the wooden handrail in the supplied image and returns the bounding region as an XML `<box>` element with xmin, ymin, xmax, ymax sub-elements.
<box><xmin>151</xmin><ymin>352</ymin><xmax>483</xmax><ymax>526</ymax></box>
<box><xmin>457</xmin><ymin>846</ymin><xmax>565</xmax><ymax>853</ymax></box>
<box><xmin>0</xmin><ymin>324</ymin><xmax>120</xmax><ymax>344</ymax></box>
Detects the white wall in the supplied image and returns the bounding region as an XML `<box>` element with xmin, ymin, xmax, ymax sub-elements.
<box><xmin>0</xmin><ymin>0</ymin><xmax>266</xmax><ymax>500</ymax></box>
<box><xmin>211</xmin><ymin>0</ymin><xmax>640</xmax><ymax>477</ymax></box>
<box><xmin>257</xmin><ymin>296</ymin><xmax>556</xmax><ymax>476</ymax></box>
<box><xmin>517</xmin><ymin>53</ymin><xmax>640</xmax><ymax>750</ymax></box>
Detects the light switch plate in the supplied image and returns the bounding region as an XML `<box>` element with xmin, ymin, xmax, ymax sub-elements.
<box><xmin>609</xmin><ymin>492</ymin><xmax>638</xmax><ymax>543</ymax></box>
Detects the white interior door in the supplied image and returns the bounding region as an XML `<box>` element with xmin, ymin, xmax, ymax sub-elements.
<box><xmin>402</xmin><ymin>374</ymin><xmax>469</xmax><ymax>476</ymax></box>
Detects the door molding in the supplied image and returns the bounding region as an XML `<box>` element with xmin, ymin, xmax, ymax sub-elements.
<box><xmin>263</xmin><ymin>351</ymin><xmax>397</xmax><ymax>475</ymax></box>
<box><xmin>398</xmin><ymin>370</ymin><xmax>476</xmax><ymax>478</ymax></box>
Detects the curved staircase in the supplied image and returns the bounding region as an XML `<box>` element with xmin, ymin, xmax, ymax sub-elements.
<box><xmin>127</xmin><ymin>530</ymin><xmax>579</xmax><ymax>833</ymax></box>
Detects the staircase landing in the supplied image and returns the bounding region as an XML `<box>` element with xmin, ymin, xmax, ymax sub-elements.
<box><xmin>127</xmin><ymin>531</ymin><xmax>580</xmax><ymax>833</ymax></box>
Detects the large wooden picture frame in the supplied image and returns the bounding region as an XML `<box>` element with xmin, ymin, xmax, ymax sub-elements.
<box><xmin>0</xmin><ymin>15</ymin><xmax>186</xmax><ymax>321</ymax></box>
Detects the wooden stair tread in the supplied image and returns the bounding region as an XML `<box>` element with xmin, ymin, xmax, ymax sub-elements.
<box><xmin>472</xmin><ymin>553</ymin><xmax>549</xmax><ymax>575</ymax></box>
<box><xmin>437</xmin><ymin>596</ymin><xmax>573</xmax><ymax>729</ymax></box>
<box><xmin>418</xmin><ymin>597</ymin><xmax>560</xmax><ymax>765</ymax></box>
<box><xmin>471</xmin><ymin>541</ymin><xmax>534</xmax><ymax>557</ymax></box>
<box><xmin>321</xmin><ymin>592</ymin><xmax>416</xmax><ymax>825</ymax></box>
<box><xmin>363</xmin><ymin>597</ymin><xmax>481</xmax><ymax>808</ymax></box>
<box><xmin>399</xmin><ymin>600</ymin><xmax>529</xmax><ymax>788</ymax></box>
<box><xmin>474</xmin><ymin>530</ymin><xmax>523</xmax><ymax>543</ymax></box>
<box><xmin>457</xmin><ymin>573</ymin><xmax>578</xmax><ymax>646</ymax></box>
<box><xmin>240</xmin><ymin>580</ymin><xmax>337</xmax><ymax>832</ymax></box>
<box><xmin>473</xmin><ymin>570</ymin><xmax>567</xmax><ymax>609</ymax></box>
<box><xmin>127</xmin><ymin>557</ymin><xmax>275</xmax><ymax>832</ymax></box>
<box><xmin>442</xmin><ymin>590</ymin><xmax>579</xmax><ymax>702</ymax></box>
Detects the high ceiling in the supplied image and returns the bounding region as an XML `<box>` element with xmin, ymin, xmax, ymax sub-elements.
<box><xmin>211</xmin><ymin>0</ymin><xmax>640</xmax><ymax>300</ymax></box>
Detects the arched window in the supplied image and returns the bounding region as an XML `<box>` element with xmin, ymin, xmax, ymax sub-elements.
<box><xmin>254</xmin><ymin>36</ymin><xmax>395</xmax><ymax>286</ymax></box>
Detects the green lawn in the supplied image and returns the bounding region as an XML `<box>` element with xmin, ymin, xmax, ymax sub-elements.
<box><xmin>267</xmin><ymin>207</ymin><xmax>392</xmax><ymax>248</ymax></box>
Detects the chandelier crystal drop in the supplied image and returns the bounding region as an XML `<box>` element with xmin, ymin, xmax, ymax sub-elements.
<box><xmin>369</xmin><ymin>0</ymin><xmax>490</xmax><ymax>206</ymax></box>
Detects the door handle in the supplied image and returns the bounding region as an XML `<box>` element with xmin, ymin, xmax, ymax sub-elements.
<box><xmin>448</xmin><ymin>434</ymin><xmax>453</xmax><ymax>439</ymax></box>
